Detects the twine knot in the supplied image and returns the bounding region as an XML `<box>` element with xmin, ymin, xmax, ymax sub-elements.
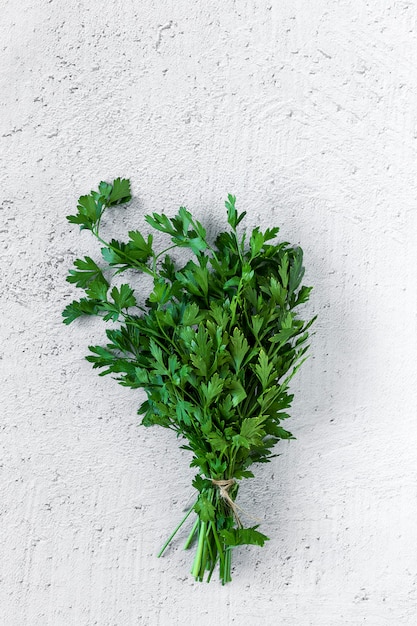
<box><xmin>211</xmin><ymin>478</ymin><xmax>242</xmax><ymax>528</ymax></box>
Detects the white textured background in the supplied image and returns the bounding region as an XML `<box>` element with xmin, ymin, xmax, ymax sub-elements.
<box><xmin>1</xmin><ymin>1</ymin><xmax>417</xmax><ymax>624</ymax></box>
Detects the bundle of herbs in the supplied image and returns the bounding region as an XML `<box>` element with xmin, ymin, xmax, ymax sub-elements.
<box><xmin>63</xmin><ymin>178</ymin><xmax>315</xmax><ymax>584</ymax></box>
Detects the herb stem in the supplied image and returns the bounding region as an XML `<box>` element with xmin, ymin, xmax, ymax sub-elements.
<box><xmin>191</xmin><ymin>520</ymin><xmax>207</xmax><ymax>579</ymax></box>
<box><xmin>157</xmin><ymin>505</ymin><xmax>195</xmax><ymax>558</ymax></box>
<box><xmin>184</xmin><ymin>517</ymin><xmax>199</xmax><ymax>550</ymax></box>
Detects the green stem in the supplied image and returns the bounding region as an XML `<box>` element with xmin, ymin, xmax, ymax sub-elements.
<box><xmin>191</xmin><ymin>520</ymin><xmax>207</xmax><ymax>578</ymax></box>
<box><xmin>157</xmin><ymin>505</ymin><xmax>195</xmax><ymax>558</ymax></box>
<box><xmin>205</xmin><ymin>524</ymin><xmax>215</xmax><ymax>565</ymax></box>
<box><xmin>199</xmin><ymin>534</ymin><xmax>209</xmax><ymax>580</ymax></box>
<box><xmin>223</xmin><ymin>547</ymin><xmax>232</xmax><ymax>584</ymax></box>
<box><xmin>206</xmin><ymin>557</ymin><xmax>218</xmax><ymax>583</ymax></box>
<box><xmin>154</xmin><ymin>314</ymin><xmax>177</xmax><ymax>352</ymax></box>
<box><xmin>184</xmin><ymin>518</ymin><xmax>199</xmax><ymax>550</ymax></box>
<box><xmin>233</xmin><ymin>228</ymin><xmax>244</xmax><ymax>266</ymax></box>
<box><xmin>210</xmin><ymin>520</ymin><xmax>224</xmax><ymax>563</ymax></box>
<box><xmin>154</xmin><ymin>244</ymin><xmax>178</xmax><ymax>265</ymax></box>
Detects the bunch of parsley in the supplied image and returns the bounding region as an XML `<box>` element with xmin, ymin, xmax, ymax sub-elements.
<box><xmin>63</xmin><ymin>178</ymin><xmax>315</xmax><ymax>584</ymax></box>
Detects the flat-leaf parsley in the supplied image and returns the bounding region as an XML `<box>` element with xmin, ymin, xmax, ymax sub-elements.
<box><xmin>63</xmin><ymin>179</ymin><xmax>315</xmax><ymax>584</ymax></box>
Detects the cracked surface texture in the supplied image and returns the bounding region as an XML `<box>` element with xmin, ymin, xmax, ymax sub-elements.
<box><xmin>1</xmin><ymin>1</ymin><xmax>417</xmax><ymax>624</ymax></box>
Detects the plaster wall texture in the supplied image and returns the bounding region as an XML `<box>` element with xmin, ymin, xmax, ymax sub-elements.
<box><xmin>1</xmin><ymin>1</ymin><xmax>417</xmax><ymax>624</ymax></box>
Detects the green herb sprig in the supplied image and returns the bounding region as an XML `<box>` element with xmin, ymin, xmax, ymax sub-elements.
<box><xmin>63</xmin><ymin>178</ymin><xmax>315</xmax><ymax>584</ymax></box>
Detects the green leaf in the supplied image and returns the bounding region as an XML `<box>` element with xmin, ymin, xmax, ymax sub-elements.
<box><xmin>220</xmin><ymin>526</ymin><xmax>269</xmax><ymax>547</ymax></box>
<box><xmin>66</xmin><ymin>179</ymin><xmax>130</xmax><ymax>232</ymax></box>
<box><xmin>189</xmin><ymin>325</ymin><xmax>212</xmax><ymax>377</ymax></box>
<box><xmin>207</xmin><ymin>430</ymin><xmax>229</xmax><ymax>453</ymax></box>
<box><xmin>232</xmin><ymin>434</ymin><xmax>250</xmax><ymax>449</ymax></box>
<box><xmin>175</xmin><ymin>400</ymin><xmax>194</xmax><ymax>426</ymax></box>
<box><xmin>67</xmin><ymin>256</ymin><xmax>108</xmax><ymax>289</ymax></box>
<box><xmin>192</xmin><ymin>475</ymin><xmax>212</xmax><ymax>493</ymax></box>
<box><xmin>101</xmin><ymin>239</ymin><xmax>150</xmax><ymax>269</ymax></box>
<box><xmin>209</xmin><ymin>457</ymin><xmax>227</xmax><ymax>477</ymax></box>
<box><xmin>101</xmin><ymin>240</ymin><xmax>128</xmax><ymax>265</ymax></box>
<box><xmin>269</xmin><ymin>277</ymin><xmax>287</xmax><ymax>307</ymax></box>
<box><xmin>250</xmin><ymin>315</ymin><xmax>263</xmax><ymax>339</ymax></box>
<box><xmin>225</xmin><ymin>194</ymin><xmax>246</xmax><ymax>229</ymax></box>
<box><xmin>271</xmin><ymin>425</ymin><xmax>294</xmax><ymax>439</ymax></box>
<box><xmin>111</xmin><ymin>284</ymin><xmax>136</xmax><ymax>310</ymax></box>
<box><xmin>233</xmin><ymin>469</ymin><xmax>255</xmax><ymax>479</ymax></box>
<box><xmin>175</xmin><ymin>206</ymin><xmax>192</xmax><ymax>231</ymax></box>
<box><xmin>294</xmin><ymin>285</ymin><xmax>313</xmax><ymax>306</ymax></box>
<box><xmin>66</xmin><ymin>212</ymin><xmax>94</xmax><ymax>231</ymax></box>
<box><xmin>269</xmin><ymin>328</ymin><xmax>295</xmax><ymax>346</ymax></box>
<box><xmin>249</xmin><ymin>227</ymin><xmax>264</xmax><ymax>257</ymax></box>
<box><xmin>98</xmin><ymin>181</ymin><xmax>113</xmax><ymax>200</ymax></box>
<box><xmin>228</xmin><ymin>380</ymin><xmax>247</xmax><ymax>406</ymax></box>
<box><xmin>278</xmin><ymin>252</ymin><xmax>289</xmax><ymax>289</ymax></box>
<box><xmin>225</xmin><ymin>194</ymin><xmax>237</xmax><ymax>228</ymax></box>
<box><xmin>62</xmin><ymin>298</ymin><xmax>101</xmax><ymax>324</ymax></box>
<box><xmin>160</xmin><ymin>255</ymin><xmax>176</xmax><ymax>281</ymax></box>
<box><xmin>128</xmin><ymin>230</ymin><xmax>153</xmax><ymax>257</ymax></box>
<box><xmin>200</xmin><ymin>373</ymin><xmax>224</xmax><ymax>407</ymax></box>
<box><xmin>188</xmin><ymin>236</ymin><xmax>207</xmax><ymax>255</ymax></box>
<box><xmin>135</xmin><ymin>368</ymin><xmax>150</xmax><ymax>384</ymax></box>
<box><xmin>77</xmin><ymin>194</ymin><xmax>100</xmax><ymax>223</ymax></box>
<box><xmin>86</xmin><ymin>345</ymin><xmax>116</xmax><ymax>363</ymax></box>
<box><xmin>240</xmin><ymin>416</ymin><xmax>266</xmax><ymax>446</ymax></box>
<box><xmin>149</xmin><ymin>340</ymin><xmax>166</xmax><ymax>367</ymax></box>
<box><xmin>149</xmin><ymin>278</ymin><xmax>172</xmax><ymax>305</ymax></box>
<box><xmin>209</xmin><ymin>303</ymin><xmax>231</xmax><ymax>328</ymax></box>
<box><xmin>223</xmin><ymin>276</ymin><xmax>241</xmax><ymax>291</ymax></box>
<box><xmin>182</xmin><ymin>302</ymin><xmax>203</xmax><ymax>326</ymax></box>
<box><xmin>241</xmin><ymin>262</ymin><xmax>254</xmax><ymax>283</ymax></box>
<box><xmin>100</xmin><ymin>284</ymin><xmax>136</xmax><ymax>322</ymax></box>
<box><xmin>255</xmin><ymin>350</ymin><xmax>274</xmax><ymax>390</ymax></box>
<box><xmin>229</xmin><ymin>328</ymin><xmax>250</xmax><ymax>372</ymax></box>
<box><xmin>108</xmin><ymin>178</ymin><xmax>131</xmax><ymax>205</ymax></box>
<box><xmin>288</xmin><ymin>247</ymin><xmax>305</xmax><ymax>296</ymax></box>
<box><xmin>176</xmin><ymin>262</ymin><xmax>209</xmax><ymax>298</ymax></box>
<box><xmin>194</xmin><ymin>494</ymin><xmax>215</xmax><ymax>522</ymax></box>
<box><xmin>85</xmin><ymin>278</ymin><xmax>108</xmax><ymax>301</ymax></box>
<box><xmin>263</xmin><ymin>226</ymin><xmax>280</xmax><ymax>242</ymax></box>
<box><xmin>144</xmin><ymin>212</ymin><xmax>174</xmax><ymax>235</ymax></box>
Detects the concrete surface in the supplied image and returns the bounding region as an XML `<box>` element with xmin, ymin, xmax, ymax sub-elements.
<box><xmin>1</xmin><ymin>1</ymin><xmax>417</xmax><ymax>624</ymax></box>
